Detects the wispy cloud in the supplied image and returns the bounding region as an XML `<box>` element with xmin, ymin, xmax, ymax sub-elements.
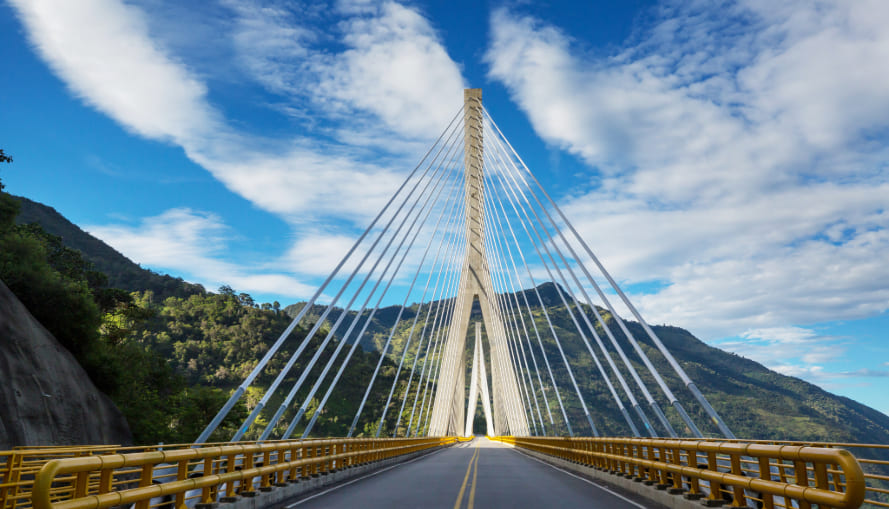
<box><xmin>830</xmin><ymin>369</ymin><xmax>889</xmax><ymax>378</ymax></box>
<box><xmin>9</xmin><ymin>0</ymin><xmax>221</xmax><ymax>145</ymax></box>
<box><xmin>9</xmin><ymin>0</ymin><xmax>466</xmax><ymax>295</ymax></box>
<box><xmin>486</xmin><ymin>1</ymin><xmax>889</xmax><ymax>339</ymax></box>
<box><xmin>720</xmin><ymin>327</ymin><xmax>846</xmax><ymax>366</ymax></box>
<box><xmin>86</xmin><ymin>209</ymin><xmax>315</xmax><ymax>297</ymax></box>
<box><xmin>11</xmin><ymin>0</ymin><xmax>465</xmax><ymax>225</ymax></box>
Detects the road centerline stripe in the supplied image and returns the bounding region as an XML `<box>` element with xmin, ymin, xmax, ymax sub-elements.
<box><xmin>467</xmin><ymin>442</ymin><xmax>480</xmax><ymax>509</ymax></box>
<box><xmin>453</xmin><ymin>442</ymin><xmax>479</xmax><ymax>509</ymax></box>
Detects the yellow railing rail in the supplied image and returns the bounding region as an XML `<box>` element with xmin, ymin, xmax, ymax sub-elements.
<box><xmin>3</xmin><ymin>441</ymin><xmax>327</xmax><ymax>509</ymax></box>
<box><xmin>493</xmin><ymin>436</ymin><xmax>869</xmax><ymax>509</ymax></box>
<box><xmin>12</xmin><ymin>437</ymin><xmax>453</xmax><ymax>509</ymax></box>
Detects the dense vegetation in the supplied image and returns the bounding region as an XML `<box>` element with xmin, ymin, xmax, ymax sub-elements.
<box><xmin>4</xmin><ymin>150</ymin><xmax>889</xmax><ymax>456</ymax></box>
<box><xmin>125</xmin><ymin>288</ymin><xmax>406</xmax><ymax>441</ymax></box>
<box><xmin>14</xmin><ymin>196</ymin><xmax>205</xmax><ymax>301</ymax></box>
<box><xmin>1</xmin><ymin>157</ymin><xmax>214</xmax><ymax>444</ymax></box>
<box><xmin>498</xmin><ymin>285</ymin><xmax>889</xmax><ymax>444</ymax></box>
<box><xmin>2</xmin><ymin>156</ymin><xmax>408</xmax><ymax>443</ymax></box>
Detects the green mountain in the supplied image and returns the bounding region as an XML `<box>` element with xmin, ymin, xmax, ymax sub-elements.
<box><xmin>10</xmin><ymin>194</ymin><xmax>889</xmax><ymax>447</ymax></box>
<box><xmin>14</xmin><ymin>196</ymin><xmax>203</xmax><ymax>300</ymax></box>
<box><xmin>286</xmin><ymin>283</ymin><xmax>889</xmax><ymax>446</ymax></box>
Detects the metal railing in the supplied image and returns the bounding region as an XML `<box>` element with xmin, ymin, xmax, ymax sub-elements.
<box><xmin>3</xmin><ymin>437</ymin><xmax>454</xmax><ymax>509</ymax></box>
<box><xmin>493</xmin><ymin>436</ymin><xmax>869</xmax><ymax>509</ymax></box>
<box><xmin>719</xmin><ymin>439</ymin><xmax>889</xmax><ymax>508</ymax></box>
<box><xmin>2</xmin><ymin>444</ymin><xmax>163</xmax><ymax>509</ymax></box>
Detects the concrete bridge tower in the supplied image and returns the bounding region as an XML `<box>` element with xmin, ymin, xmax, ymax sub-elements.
<box><xmin>427</xmin><ymin>89</ymin><xmax>530</xmax><ymax>437</ymax></box>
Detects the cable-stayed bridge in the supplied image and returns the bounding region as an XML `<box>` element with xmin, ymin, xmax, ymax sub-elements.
<box><xmin>6</xmin><ymin>90</ymin><xmax>884</xmax><ymax>509</ymax></box>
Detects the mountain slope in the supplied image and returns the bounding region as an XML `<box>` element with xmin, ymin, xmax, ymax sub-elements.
<box><xmin>13</xmin><ymin>195</ymin><xmax>889</xmax><ymax>445</ymax></box>
<box><xmin>288</xmin><ymin>282</ymin><xmax>889</xmax><ymax>445</ymax></box>
<box><xmin>14</xmin><ymin>196</ymin><xmax>203</xmax><ymax>300</ymax></box>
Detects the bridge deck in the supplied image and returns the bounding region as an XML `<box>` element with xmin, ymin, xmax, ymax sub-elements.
<box><xmin>283</xmin><ymin>438</ymin><xmax>651</xmax><ymax>509</ymax></box>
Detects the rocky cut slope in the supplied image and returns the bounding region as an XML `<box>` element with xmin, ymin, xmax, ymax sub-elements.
<box><xmin>0</xmin><ymin>279</ymin><xmax>131</xmax><ymax>449</ymax></box>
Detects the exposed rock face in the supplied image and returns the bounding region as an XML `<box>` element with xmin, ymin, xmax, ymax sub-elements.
<box><xmin>0</xmin><ymin>279</ymin><xmax>131</xmax><ymax>449</ymax></box>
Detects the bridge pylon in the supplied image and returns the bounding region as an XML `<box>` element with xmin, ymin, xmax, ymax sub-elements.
<box><xmin>427</xmin><ymin>89</ymin><xmax>530</xmax><ymax>437</ymax></box>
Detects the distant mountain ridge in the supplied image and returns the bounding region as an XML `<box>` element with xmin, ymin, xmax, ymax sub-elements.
<box><xmin>14</xmin><ymin>196</ymin><xmax>203</xmax><ymax>300</ymax></box>
<box><xmin>14</xmin><ymin>195</ymin><xmax>889</xmax><ymax>446</ymax></box>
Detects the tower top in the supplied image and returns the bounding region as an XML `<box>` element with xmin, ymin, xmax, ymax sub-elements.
<box><xmin>464</xmin><ymin>88</ymin><xmax>482</xmax><ymax>102</ymax></box>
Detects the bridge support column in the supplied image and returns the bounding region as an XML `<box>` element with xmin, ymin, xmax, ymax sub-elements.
<box><xmin>465</xmin><ymin>323</ymin><xmax>495</xmax><ymax>437</ymax></box>
<box><xmin>427</xmin><ymin>88</ymin><xmax>529</xmax><ymax>437</ymax></box>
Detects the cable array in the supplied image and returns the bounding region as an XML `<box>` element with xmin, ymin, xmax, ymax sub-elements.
<box><xmin>195</xmin><ymin>93</ymin><xmax>733</xmax><ymax>443</ymax></box>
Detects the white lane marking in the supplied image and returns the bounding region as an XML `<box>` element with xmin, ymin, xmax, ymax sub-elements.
<box><xmin>285</xmin><ymin>449</ymin><xmax>444</xmax><ymax>507</ymax></box>
<box><xmin>511</xmin><ymin>449</ymin><xmax>648</xmax><ymax>509</ymax></box>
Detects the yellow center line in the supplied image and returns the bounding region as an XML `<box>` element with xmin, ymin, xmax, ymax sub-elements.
<box><xmin>453</xmin><ymin>441</ymin><xmax>480</xmax><ymax>509</ymax></box>
<box><xmin>467</xmin><ymin>442</ymin><xmax>480</xmax><ymax>509</ymax></box>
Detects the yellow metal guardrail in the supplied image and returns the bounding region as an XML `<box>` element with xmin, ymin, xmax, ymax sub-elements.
<box><xmin>493</xmin><ymin>436</ymin><xmax>869</xmax><ymax>509</ymax></box>
<box><xmin>8</xmin><ymin>437</ymin><xmax>453</xmax><ymax>509</ymax></box>
<box><xmin>3</xmin><ymin>441</ymin><xmax>315</xmax><ymax>509</ymax></box>
<box><xmin>2</xmin><ymin>444</ymin><xmax>154</xmax><ymax>509</ymax></box>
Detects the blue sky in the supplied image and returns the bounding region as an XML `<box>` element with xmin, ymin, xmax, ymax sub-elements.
<box><xmin>2</xmin><ymin>0</ymin><xmax>889</xmax><ymax>417</ymax></box>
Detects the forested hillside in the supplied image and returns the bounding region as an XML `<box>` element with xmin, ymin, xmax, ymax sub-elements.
<box><xmin>3</xmin><ymin>167</ymin><xmax>889</xmax><ymax>448</ymax></box>
<box><xmin>284</xmin><ymin>284</ymin><xmax>889</xmax><ymax>445</ymax></box>
<box><xmin>14</xmin><ymin>196</ymin><xmax>204</xmax><ymax>301</ymax></box>
<box><xmin>127</xmin><ymin>288</ymin><xmax>407</xmax><ymax>441</ymax></box>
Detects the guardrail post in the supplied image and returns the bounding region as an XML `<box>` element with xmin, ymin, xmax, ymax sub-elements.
<box><xmin>757</xmin><ymin>456</ymin><xmax>774</xmax><ymax>509</ymax></box>
<box><xmin>657</xmin><ymin>445</ymin><xmax>669</xmax><ymax>487</ymax></box>
<box><xmin>260</xmin><ymin>449</ymin><xmax>272</xmax><ymax>488</ymax></box>
<box><xmin>657</xmin><ymin>444</ymin><xmax>669</xmax><ymax>487</ymax></box>
<box><xmin>321</xmin><ymin>443</ymin><xmax>329</xmax><ymax>475</ymax></box>
<box><xmin>813</xmin><ymin>462</ymin><xmax>829</xmax><ymax>491</ymax></box>
<box><xmin>134</xmin><ymin>464</ymin><xmax>153</xmax><ymax>509</ymax></box>
<box><xmin>686</xmin><ymin>452</ymin><xmax>703</xmax><ymax>500</ymax></box>
<box><xmin>175</xmin><ymin>458</ymin><xmax>188</xmax><ymax>509</ymax></box>
<box><xmin>644</xmin><ymin>443</ymin><xmax>656</xmax><ymax>483</ymax></box>
<box><xmin>793</xmin><ymin>460</ymin><xmax>812</xmax><ymax>509</ymax></box>
<box><xmin>242</xmin><ymin>451</ymin><xmax>255</xmax><ymax>495</ymax></box>
<box><xmin>98</xmin><ymin>467</ymin><xmax>113</xmax><ymax>494</ymax></box>
<box><xmin>224</xmin><ymin>452</ymin><xmax>237</xmax><ymax>498</ymax></box>
<box><xmin>706</xmin><ymin>450</ymin><xmax>722</xmax><ymax>503</ymax></box>
<box><xmin>342</xmin><ymin>441</ymin><xmax>351</xmax><ymax>469</ymax></box>
<box><xmin>201</xmin><ymin>456</ymin><xmax>214</xmax><ymax>503</ymax></box>
<box><xmin>302</xmin><ymin>444</ymin><xmax>312</xmax><ymax>479</ymax></box>
<box><xmin>729</xmin><ymin>452</ymin><xmax>745</xmax><ymax>506</ymax></box>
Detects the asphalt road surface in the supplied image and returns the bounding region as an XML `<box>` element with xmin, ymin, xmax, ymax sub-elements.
<box><xmin>280</xmin><ymin>437</ymin><xmax>656</xmax><ymax>508</ymax></box>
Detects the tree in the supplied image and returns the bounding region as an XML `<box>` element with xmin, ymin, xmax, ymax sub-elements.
<box><xmin>0</xmin><ymin>149</ymin><xmax>17</xmax><ymax>225</ymax></box>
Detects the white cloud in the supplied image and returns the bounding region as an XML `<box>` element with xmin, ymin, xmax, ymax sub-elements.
<box><xmin>707</xmin><ymin>326</ymin><xmax>889</xmax><ymax>396</ymax></box>
<box><xmin>9</xmin><ymin>0</ymin><xmax>467</xmax><ymax>293</ymax></box>
<box><xmin>224</xmin><ymin>0</ymin><xmax>464</xmax><ymax>147</ymax></box>
<box><xmin>318</xmin><ymin>2</ymin><xmax>466</xmax><ymax>140</ymax></box>
<box><xmin>739</xmin><ymin>327</ymin><xmax>845</xmax><ymax>365</ymax></box>
<box><xmin>283</xmin><ymin>232</ymin><xmax>364</xmax><ymax>277</ymax></box>
<box><xmin>86</xmin><ymin>209</ymin><xmax>316</xmax><ymax>298</ymax></box>
<box><xmin>10</xmin><ymin>0</ymin><xmax>464</xmax><ymax>224</ymax></box>
<box><xmin>486</xmin><ymin>1</ymin><xmax>889</xmax><ymax>340</ymax></box>
<box><xmin>9</xmin><ymin>0</ymin><xmax>219</xmax><ymax>145</ymax></box>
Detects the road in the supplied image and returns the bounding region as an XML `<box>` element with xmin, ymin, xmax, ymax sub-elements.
<box><xmin>280</xmin><ymin>437</ymin><xmax>657</xmax><ymax>508</ymax></box>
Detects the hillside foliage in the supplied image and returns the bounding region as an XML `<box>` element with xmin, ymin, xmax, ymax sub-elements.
<box><xmin>3</xmin><ymin>156</ymin><xmax>889</xmax><ymax>452</ymax></box>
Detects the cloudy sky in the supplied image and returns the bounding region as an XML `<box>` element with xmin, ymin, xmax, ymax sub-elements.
<box><xmin>2</xmin><ymin>0</ymin><xmax>888</xmax><ymax>416</ymax></box>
